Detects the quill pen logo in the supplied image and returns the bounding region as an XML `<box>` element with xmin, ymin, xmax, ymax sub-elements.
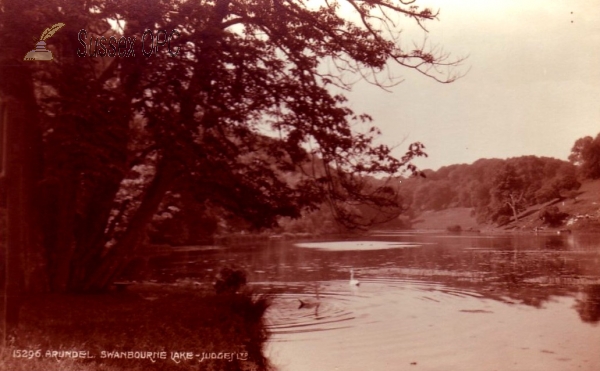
<box><xmin>24</xmin><ymin>23</ymin><xmax>65</xmax><ymax>61</ymax></box>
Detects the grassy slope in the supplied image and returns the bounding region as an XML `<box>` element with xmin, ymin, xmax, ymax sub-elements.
<box><xmin>410</xmin><ymin>180</ymin><xmax>600</xmax><ymax>232</ymax></box>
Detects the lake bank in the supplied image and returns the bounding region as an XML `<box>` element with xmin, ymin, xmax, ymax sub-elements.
<box><xmin>2</xmin><ymin>283</ymin><xmax>270</xmax><ymax>371</ymax></box>
<box><xmin>409</xmin><ymin>180</ymin><xmax>600</xmax><ymax>234</ymax></box>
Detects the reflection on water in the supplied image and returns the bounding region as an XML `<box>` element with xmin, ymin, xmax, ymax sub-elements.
<box><xmin>149</xmin><ymin>232</ymin><xmax>600</xmax><ymax>371</ymax></box>
<box><xmin>576</xmin><ymin>284</ymin><xmax>600</xmax><ymax>324</ymax></box>
<box><xmin>265</xmin><ymin>279</ymin><xmax>600</xmax><ymax>371</ymax></box>
<box><xmin>295</xmin><ymin>240</ymin><xmax>425</xmax><ymax>250</ymax></box>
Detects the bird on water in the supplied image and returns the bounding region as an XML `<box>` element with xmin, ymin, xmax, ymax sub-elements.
<box><xmin>298</xmin><ymin>283</ymin><xmax>321</xmax><ymax>309</ymax></box>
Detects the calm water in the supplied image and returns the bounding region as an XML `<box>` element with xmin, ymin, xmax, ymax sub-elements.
<box><xmin>151</xmin><ymin>231</ymin><xmax>600</xmax><ymax>371</ymax></box>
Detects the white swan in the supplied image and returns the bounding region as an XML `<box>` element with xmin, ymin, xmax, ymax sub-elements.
<box><xmin>349</xmin><ymin>269</ymin><xmax>360</xmax><ymax>286</ymax></box>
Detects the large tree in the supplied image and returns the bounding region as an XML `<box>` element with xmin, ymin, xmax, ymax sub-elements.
<box><xmin>569</xmin><ymin>133</ymin><xmax>600</xmax><ymax>180</ymax></box>
<box><xmin>1</xmin><ymin>0</ymin><xmax>463</xmax><ymax>293</ymax></box>
<box><xmin>490</xmin><ymin>164</ymin><xmax>526</xmax><ymax>223</ymax></box>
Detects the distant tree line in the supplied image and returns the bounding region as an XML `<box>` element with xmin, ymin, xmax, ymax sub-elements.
<box><xmin>397</xmin><ymin>156</ymin><xmax>580</xmax><ymax>225</ymax></box>
<box><xmin>273</xmin><ymin>132</ymin><xmax>600</xmax><ymax>230</ymax></box>
<box><xmin>154</xmin><ymin>131</ymin><xmax>600</xmax><ymax>236</ymax></box>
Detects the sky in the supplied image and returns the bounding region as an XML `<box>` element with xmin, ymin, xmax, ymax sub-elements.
<box><xmin>342</xmin><ymin>0</ymin><xmax>600</xmax><ymax>171</ymax></box>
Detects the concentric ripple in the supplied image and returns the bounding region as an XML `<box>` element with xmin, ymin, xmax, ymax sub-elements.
<box><xmin>265</xmin><ymin>278</ymin><xmax>600</xmax><ymax>371</ymax></box>
<box><xmin>262</xmin><ymin>282</ymin><xmax>361</xmax><ymax>337</ymax></box>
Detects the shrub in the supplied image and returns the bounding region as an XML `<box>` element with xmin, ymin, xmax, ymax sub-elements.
<box><xmin>214</xmin><ymin>266</ymin><xmax>247</xmax><ymax>294</ymax></box>
<box><xmin>539</xmin><ymin>206</ymin><xmax>569</xmax><ymax>227</ymax></box>
<box><xmin>446</xmin><ymin>225</ymin><xmax>462</xmax><ymax>233</ymax></box>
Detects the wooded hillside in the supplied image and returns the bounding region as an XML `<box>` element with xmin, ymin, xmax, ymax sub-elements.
<box><xmin>398</xmin><ymin>156</ymin><xmax>580</xmax><ymax>225</ymax></box>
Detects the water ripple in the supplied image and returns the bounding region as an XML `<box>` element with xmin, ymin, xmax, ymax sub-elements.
<box><xmin>262</xmin><ymin>278</ymin><xmax>487</xmax><ymax>340</ymax></box>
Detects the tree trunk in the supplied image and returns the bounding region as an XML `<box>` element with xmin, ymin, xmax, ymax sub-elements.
<box><xmin>81</xmin><ymin>158</ymin><xmax>180</xmax><ymax>291</ymax></box>
<box><xmin>509</xmin><ymin>203</ymin><xmax>519</xmax><ymax>222</ymax></box>
<box><xmin>9</xmin><ymin>97</ymin><xmax>45</xmax><ymax>277</ymax></box>
<box><xmin>1</xmin><ymin>1</ymin><xmax>49</xmax><ymax>342</ymax></box>
<box><xmin>58</xmin><ymin>173</ymin><xmax>126</xmax><ymax>292</ymax></box>
<box><xmin>507</xmin><ymin>192</ymin><xmax>524</xmax><ymax>222</ymax></box>
<box><xmin>41</xmin><ymin>175</ymin><xmax>78</xmax><ymax>292</ymax></box>
<box><xmin>3</xmin><ymin>95</ymin><xmax>45</xmax><ymax>341</ymax></box>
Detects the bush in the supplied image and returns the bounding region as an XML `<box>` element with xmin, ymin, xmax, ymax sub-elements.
<box><xmin>539</xmin><ymin>206</ymin><xmax>569</xmax><ymax>227</ymax></box>
<box><xmin>214</xmin><ymin>266</ymin><xmax>247</xmax><ymax>294</ymax></box>
<box><xmin>446</xmin><ymin>225</ymin><xmax>462</xmax><ymax>233</ymax></box>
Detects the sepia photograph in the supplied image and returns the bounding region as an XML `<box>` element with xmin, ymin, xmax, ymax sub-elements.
<box><xmin>1</xmin><ymin>0</ymin><xmax>599</xmax><ymax>370</ymax></box>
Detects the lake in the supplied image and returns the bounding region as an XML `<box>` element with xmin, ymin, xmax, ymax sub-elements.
<box><xmin>151</xmin><ymin>231</ymin><xmax>600</xmax><ymax>371</ymax></box>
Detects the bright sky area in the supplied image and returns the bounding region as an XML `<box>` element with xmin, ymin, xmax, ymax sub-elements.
<box><xmin>344</xmin><ymin>0</ymin><xmax>600</xmax><ymax>171</ymax></box>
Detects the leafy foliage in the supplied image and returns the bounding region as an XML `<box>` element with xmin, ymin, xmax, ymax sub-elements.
<box><xmin>214</xmin><ymin>266</ymin><xmax>248</xmax><ymax>295</ymax></box>
<box><xmin>1</xmin><ymin>0</ymin><xmax>462</xmax><ymax>291</ymax></box>
<box><xmin>490</xmin><ymin>164</ymin><xmax>526</xmax><ymax>222</ymax></box>
<box><xmin>398</xmin><ymin>156</ymin><xmax>579</xmax><ymax>225</ymax></box>
<box><xmin>569</xmin><ymin>133</ymin><xmax>600</xmax><ymax>180</ymax></box>
<box><xmin>446</xmin><ymin>224</ymin><xmax>462</xmax><ymax>233</ymax></box>
<box><xmin>538</xmin><ymin>205</ymin><xmax>568</xmax><ymax>227</ymax></box>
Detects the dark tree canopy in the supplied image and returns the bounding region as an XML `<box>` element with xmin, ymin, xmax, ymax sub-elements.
<box><xmin>1</xmin><ymin>0</ymin><xmax>463</xmax><ymax>292</ymax></box>
<box><xmin>569</xmin><ymin>133</ymin><xmax>600</xmax><ymax>180</ymax></box>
